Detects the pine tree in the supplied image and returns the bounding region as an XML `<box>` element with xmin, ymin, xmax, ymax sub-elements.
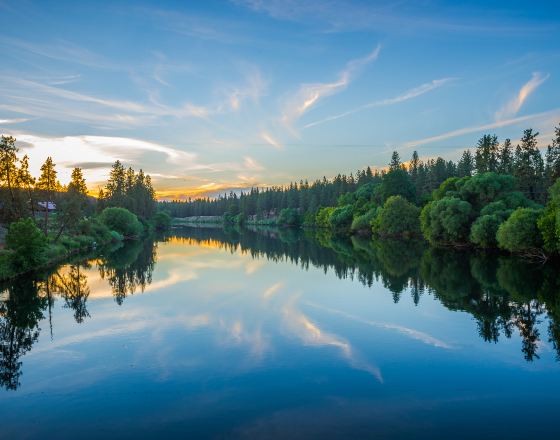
<box><xmin>36</xmin><ymin>157</ymin><xmax>59</xmax><ymax>234</ymax></box>
<box><xmin>389</xmin><ymin>151</ymin><xmax>401</xmax><ymax>171</ymax></box>
<box><xmin>475</xmin><ymin>134</ymin><xmax>499</xmax><ymax>173</ymax></box>
<box><xmin>68</xmin><ymin>167</ymin><xmax>88</xmax><ymax>195</ymax></box>
<box><xmin>545</xmin><ymin>124</ymin><xmax>560</xmax><ymax>186</ymax></box>
<box><xmin>0</xmin><ymin>135</ymin><xmax>19</xmax><ymax>220</ymax></box>
<box><xmin>457</xmin><ymin>150</ymin><xmax>474</xmax><ymax>177</ymax></box>
<box><xmin>498</xmin><ymin>139</ymin><xmax>514</xmax><ymax>174</ymax></box>
<box><xmin>514</xmin><ymin>129</ymin><xmax>544</xmax><ymax>201</ymax></box>
<box><xmin>105</xmin><ymin>160</ymin><xmax>126</xmax><ymax>207</ymax></box>
<box><xmin>17</xmin><ymin>155</ymin><xmax>36</xmax><ymax>220</ymax></box>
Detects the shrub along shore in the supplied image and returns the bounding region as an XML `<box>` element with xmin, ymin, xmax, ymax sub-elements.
<box><xmin>0</xmin><ymin>135</ymin><xmax>171</xmax><ymax>281</ymax></box>
<box><xmin>165</xmin><ymin>125</ymin><xmax>560</xmax><ymax>260</ymax></box>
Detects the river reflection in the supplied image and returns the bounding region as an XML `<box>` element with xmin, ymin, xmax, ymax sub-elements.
<box><xmin>1</xmin><ymin>226</ymin><xmax>560</xmax><ymax>438</ymax></box>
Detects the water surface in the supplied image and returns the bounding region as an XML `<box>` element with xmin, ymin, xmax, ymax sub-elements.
<box><xmin>1</xmin><ymin>227</ymin><xmax>559</xmax><ymax>439</ymax></box>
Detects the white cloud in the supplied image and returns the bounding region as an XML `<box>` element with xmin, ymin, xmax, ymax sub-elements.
<box><xmin>402</xmin><ymin>108</ymin><xmax>560</xmax><ymax>148</ymax></box>
<box><xmin>495</xmin><ymin>72</ymin><xmax>549</xmax><ymax>121</ymax></box>
<box><xmin>243</xmin><ymin>156</ymin><xmax>265</xmax><ymax>171</ymax></box>
<box><xmin>260</xmin><ymin>131</ymin><xmax>282</xmax><ymax>149</ymax></box>
<box><xmin>226</xmin><ymin>69</ymin><xmax>266</xmax><ymax>111</ymax></box>
<box><xmin>7</xmin><ymin>132</ymin><xmax>206</xmax><ymax>187</ymax></box>
<box><xmin>282</xmin><ymin>45</ymin><xmax>381</xmax><ymax>126</ymax></box>
<box><xmin>0</xmin><ymin>117</ymin><xmax>28</xmax><ymax>124</ymax></box>
<box><xmin>304</xmin><ymin>77</ymin><xmax>453</xmax><ymax>129</ymax></box>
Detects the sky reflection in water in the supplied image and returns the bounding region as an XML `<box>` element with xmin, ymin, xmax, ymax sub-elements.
<box><xmin>1</xmin><ymin>227</ymin><xmax>560</xmax><ymax>439</ymax></box>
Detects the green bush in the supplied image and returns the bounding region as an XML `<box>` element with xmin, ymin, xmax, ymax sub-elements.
<box><xmin>78</xmin><ymin>217</ymin><xmax>113</xmax><ymax>244</ymax></box>
<box><xmin>497</xmin><ymin>208</ymin><xmax>543</xmax><ymax>254</ymax></box>
<box><xmin>5</xmin><ymin>218</ymin><xmax>47</xmax><ymax>270</ymax></box>
<box><xmin>432</xmin><ymin>177</ymin><xmax>461</xmax><ymax>201</ymax></box>
<box><xmin>110</xmin><ymin>230</ymin><xmax>125</xmax><ymax>242</ymax></box>
<box><xmin>537</xmin><ymin>208</ymin><xmax>558</xmax><ymax>253</ymax></box>
<box><xmin>350</xmin><ymin>208</ymin><xmax>377</xmax><ymax>234</ymax></box>
<box><xmin>152</xmin><ymin>211</ymin><xmax>172</xmax><ymax>230</ymax></box>
<box><xmin>99</xmin><ymin>207</ymin><xmax>143</xmax><ymax>238</ymax></box>
<box><xmin>278</xmin><ymin>208</ymin><xmax>301</xmax><ymax>226</ymax></box>
<box><xmin>457</xmin><ymin>172</ymin><xmax>516</xmax><ymax>211</ymax></box>
<box><xmin>303</xmin><ymin>210</ymin><xmax>317</xmax><ymax>227</ymax></box>
<box><xmin>375</xmin><ymin>196</ymin><xmax>420</xmax><ymax>238</ymax></box>
<box><xmin>421</xmin><ymin>197</ymin><xmax>473</xmax><ymax>244</ymax></box>
<box><xmin>328</xmin><ymin>205</ymin><xmax>354</xmax><ymax>230</ymax></box>
<box><xmin>537</xmin><ymin>179</ymin><xmax>560</xmax><ymax>254</ymax></box>
<box><xmin>469</xmin><ymin>214</ymin><xmax>502</xmax><ymax>248</ymax></box>
<box><xmin>315</xmin><ymin>207</ymin><xmax>335</xmax><ymax>228</ymax></box>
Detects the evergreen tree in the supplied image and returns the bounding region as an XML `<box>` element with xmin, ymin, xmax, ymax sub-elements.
<box><xmin>389</xmin><ymin>151</ymin><xmax>402</xmax><ymax>171</ymax></box>
<box><xmin>514</xmin><ymin>129</ymin><xmax>544</xmax><ymax>201</ymax></box>
<box><xmin>457</xmin><ymin>150</ymin><xmax>474</xmax><ymax>177</ymax></box>
<box><xmin>545</xmin><ymin>125</ymin><xmax>560</xmax><ymax>187</ymax></box>
<box><xmin>105</xmin><ymin>160</ymin><xmax>126</xmax><ymax>207</ymax></box>
<box><xmin>475</xmin><ymin>134</ymin><xmax>499</xmax><ymax>173</ymax></box>
<box><xmin>498</xmin><ymin>139</ymin><xmax>514</xmax><ymax>174</ymax></box>
<box><xmin>0</xmin><ymin>135</ymin><xmax>19</xmax><ymax>220</ymax></box>
<box><xmin>68</xmin><ymin>167</ymin><xmax>88</xmax><ymax>195</ymax></box>
<box><xmin>36</xmin><ymin>157</ymin><xmax>59</xmax><ymax>234</ymax></box>
<box><xmin>17</xmin><ymin>155</ymin><xmax>36</xmax><ymax>220</ymax></box>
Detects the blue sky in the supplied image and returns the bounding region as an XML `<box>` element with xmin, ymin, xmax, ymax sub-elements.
<box><xmin>0</xmin><ymin>0</ymin><xmax>559</xmax><ymax>198</ymax></box>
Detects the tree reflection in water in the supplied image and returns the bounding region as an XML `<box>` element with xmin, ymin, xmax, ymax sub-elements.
<box><xmin>0</xmin><ymin>277</ymin><xmax>46</xmax><ymax>390</ymax></box>
<box><xmin>171</xmin><ymin>226</ymin><xmax>560</xmax><ymax>363</ymax></box>
<box><xmin>97</xmin><ymin>239</ymin><xmax>157</xmax><ymax>305</ymax></box>
<box><xmin>1</xmin><ymin>227</ymin><xmax>560</xmax><ymax>391</ymax></box>
<box><xmin>0</xmin><ymin>238</ymin><xmax>157</xmax><ymax>390</ymax></box>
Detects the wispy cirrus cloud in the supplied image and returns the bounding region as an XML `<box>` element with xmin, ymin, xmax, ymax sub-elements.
<box><xmin>304</xmin><ymin>77</ymin><xmax>453</xmax><ymax>129</ymax></box>
<box><xmin>495</xmin><ymin>72</ymin><xmax>549</xmax><ymax>121</ymax></box>
<box><xmin>233</xmin><ymin>0</ymin><xmax>555</xmax><ymax>36</ymax></box>
<box><xmin>0</xmin><ymin>36</ymin><xmax>114</xmax><ymax>69</ymax></box>
<box><xmin>224</xmin><ymin>68</ymin><xmax>266</xmax><ymax>111</ymax></box>
<box><xmin>260</xmin><ymin>131</ymin><xmax>282</xmax><ymax>149</ymax></box>
<box><xmin>0</xmin><ymin>117</ymin><xmax>29</xmax><ymax>124</ymax></box>
<box><xmin>0</xmin><ymin>76</ymin><xmax>215</xmax><ymax>128</ymax></box>
<box><xmin>402</xmin><ymin>108</ymin><xmax>560</xmax><ymax>149</ymax></box>
<box><xmin>243</xmin><ymin>156</ymin><xmax>265</xmax><ymax>171</ymax></box>
<box><xmin>6</xmin><ymin>132</ymin><xmax>208</xmax><ymax>189</ymax></box>
<box><xmin>282</xmin><ymin>45</ymin><xmax>381</xmax><ymax>126</ymax></box>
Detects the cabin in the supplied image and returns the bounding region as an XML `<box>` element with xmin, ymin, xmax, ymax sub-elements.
<box><xmin>37</xmin><ymin>201</ymin><xmax>57</xmax><ymax>212</ymax></box>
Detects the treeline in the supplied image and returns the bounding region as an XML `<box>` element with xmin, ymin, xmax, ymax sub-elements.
<box><xmin>163</xmin><ymin>125</ymin><xmax>560</xmax><ymax>258</ymax></box>
<box><xmin>0</xmin><ymin>135</ymin><xmax>169</xmax><ymax>279</ymax></box>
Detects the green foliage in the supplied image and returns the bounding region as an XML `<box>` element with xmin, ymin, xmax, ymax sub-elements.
<box><xmin>497</xmin><ymin>208</ymin><xmax>543</xmax><ymax>254</ymax></box>
<box><xmin>432</xmin><ymin>177</ymin><xmax>461</xmax><ymax>200</ymax></box>
<box><xmin>337</xmin><ymin>192</ymin><xmax>355</xmax><ymax>206</ymax></box>
<box><xmin>375</xmin><ymin>196</ymin><xmax>420</xmax><ymax>238</ymax></box>
<box><xmin>103</xmin><ymin>161</ymin><xmax>156</xmax><ymax>218</ymax></box>
<box><xmin>470</xmin><ymin>214</ymin><xmax>502</xmax><ymax>248</ymax></box>
<box><xmin>537</xmin><ymin>209</ymin><xmax>557</xmax><ymax>253</ymax></box>
<box><xmin>77</xmin><ymin>217</ymin><xmax>112</xmax><ymax>244</ymax></box>
<box><xmin>456</xmin><ymin>172</ymin><xmax>516</xmax><ymax>212</ymax></box>
<box><xmin>377</xmin><ymin>169</ymin><xmax>415</xmax><ymax>203</ymax></box>
<box><xmin>315</xmin><ymin>207</ymin><xmax>335</xmax><ymax>228</ymax></box>
<box><xmin>537</xmin><ymin>179</ymin><xmax>560</xmax><ymax>253</ymax></box>
<box><xmin>355</xmin><ymin>182</ymin><xmax>378</xmax><ymax>200</ymax></box>
<box><xmin>151</xmin><ymin>211</ymin><xmax>172</xmax><ymax>231</ymax></box>
<box><xmin>6</xmin><ymin>218</ymin><xmax>47</xmax><ymax>270</ymax></box>
<box><xmin>328</xmin><ymin>205</ymin><xmax>354</xmax><ymax>230</ymax></box>
<box><xmin>350</xmin><ymin>208</ymin><xmax>377</xmax><ymax>234</ymax></box>
<box><xmin>421</xmin><ymin>197</ymin><xmax>473</xmax><ymax>244</ymax></box>
<box><xmin>303</xmin><ymin>210</ymin><xmax>317</xmax><ymax>227</ymax></box>
<box><xmin>278</xmin><ymin>208</ymin><xmax>301</xmax><ymax>226</ymax></box>
<box><xmin>99</xmin><ymin>207</ymin><xmax>143</xmax><ymax>239</ymax></box>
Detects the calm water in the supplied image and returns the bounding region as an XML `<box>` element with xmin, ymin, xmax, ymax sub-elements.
<box><xmin>1</xmin><ymin>226</ymin><xmax>560</xmax><ymax>439</ymax></box>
